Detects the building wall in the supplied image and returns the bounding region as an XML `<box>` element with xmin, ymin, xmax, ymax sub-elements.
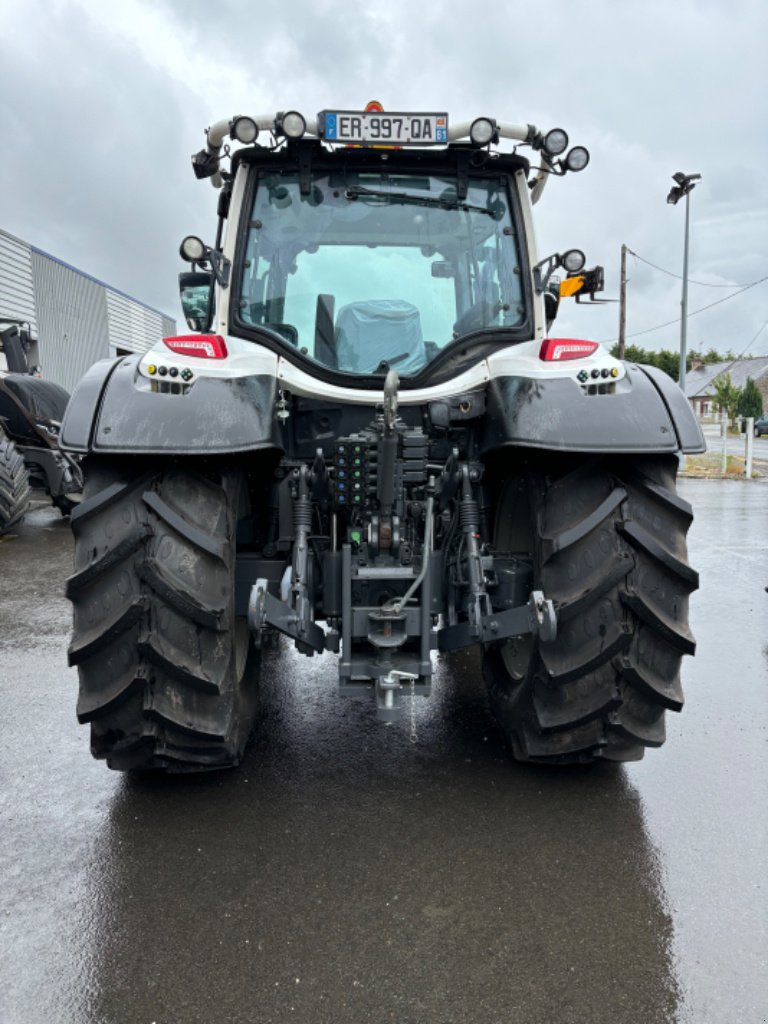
<box><xmin>1</xmin><ymin>229</ymin><xmax>176</xmax><ymax>393</ymax></box>
<box><xmin>0</xmin><ymin>229</ymin><xmax>38</xmax><ymax>334</ymax></box>
<box><xmin>30</xmin><ymin>250</ymin><xmax>110</xmax><ymax>393</ymax></box>
<box><xmin>106</xmin><ymin>291</ymin><xmax>175</xmax><ymax>357</ymax></box>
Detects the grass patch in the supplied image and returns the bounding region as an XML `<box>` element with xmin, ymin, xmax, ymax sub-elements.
<box><xmin>682</xmin><ymin>452</ymin><xmax>762</xmax><ymax>479</ymax></box>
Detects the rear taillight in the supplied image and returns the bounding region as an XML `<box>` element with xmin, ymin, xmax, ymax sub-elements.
<box><xmin>539</xmin><ymin>338</ymin><xmax>599</xmax><ymax>361</ymax></box>
<box><xmin>163</xmin><ymin>334</ymin><xmax>228</xmax><ymax>359</ymax></box>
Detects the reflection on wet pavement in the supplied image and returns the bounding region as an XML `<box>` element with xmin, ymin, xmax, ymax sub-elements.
<box><xmin>1</xmin><ymin>481</ymin><xmax>766</xmax><ymax>1024</ymax></box>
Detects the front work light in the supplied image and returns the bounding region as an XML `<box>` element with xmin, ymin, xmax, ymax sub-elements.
<box><xmin>470</xmin><ymin>118</ymin><xmax>497</xmax><ymax>146</ymax></box>
<box><xmin>280</xmin><ymin>111</ymin><xmax>306</xmax><ymax>139</ymax></box>
<box><xmin>231</xmin><ymin>116</ymin><xmax>259</xmax><ymax>144</ymax></box>
<box><xmin>179</xmin><ymin>235</ymin><xmax>207</xmax><ymax>262</ymax></box>
<box><xmin>543</xmin><ymin>128</ymin><xmax>568</xmax><ymax>156</ymax></box>
<box><xmin>561</xmin><ymin>249</ymin><xmax>586</xmax><ymax>273</ymax></box>
<box><xmin>564</xmin><ymin>146</ymin><xmax>590</xmax><ymax>172</ymax></box>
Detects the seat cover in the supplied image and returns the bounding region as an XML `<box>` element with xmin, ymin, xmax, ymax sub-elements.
<box><xmin>335</xmin><ymin>300</ymin><xmax>427</xmax><ymax>374</ymax></box>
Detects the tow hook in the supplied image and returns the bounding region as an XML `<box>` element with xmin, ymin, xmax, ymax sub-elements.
<box><xmin>376</xmin><ymin>669</ymin><xmax>418</xmax><ymax>723</ymax></box>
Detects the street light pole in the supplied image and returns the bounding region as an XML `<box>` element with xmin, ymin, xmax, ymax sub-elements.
<box><xmin>667</xmin><ymin>171</ymin><xmax>701</xmax><ymax>395</ymax></box>
<box><xmin>680</xmin><ymin>189</ymin><xmax>691</xmax><ymax>393</ymax></box>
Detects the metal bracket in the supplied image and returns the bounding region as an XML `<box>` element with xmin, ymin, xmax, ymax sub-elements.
<box><xmin>248</xmin><ymin>578</ymin><xmax>325</xmax><ymax>655</ymax></box>
<box><xmin>438</xmin><ymin>589</ymin><xmax>557</xmax><ymax>652</ymax></box>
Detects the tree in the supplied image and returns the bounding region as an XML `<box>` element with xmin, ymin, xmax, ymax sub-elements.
<box><xmin>609</xmin><ymin>343</ymin><xmax>688</xmax><ymax>381</ymax></box>
<box><xmin>711</xmin><ymin>372</ymin><xmax>742</xmax><ymax>422</ymax></box>
<box><xmin>737</xmin><ymin>377</ymin><xmax>764</xmax><ymax>419</ymax></box>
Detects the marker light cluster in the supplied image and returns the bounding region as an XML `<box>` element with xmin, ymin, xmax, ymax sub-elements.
<box><xmin>539</xmin><ymin>338</ymin><xmax>599</xmax><ymax>361</ymax></box>
<box><xmin>163</xmin><ymin>335</ymin><xmax>228</xmax><ymax>359</ymax></box>
<box><xmin>147</xmin><ymin>364</ymin><xmax>194</xmax><ymax>382</ymax></box>
<box><xmin>577</xmin><ymin>367</ymin><xmax>620</xmax><ymax>382</ymax></box>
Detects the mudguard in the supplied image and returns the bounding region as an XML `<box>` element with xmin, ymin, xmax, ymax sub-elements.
<box><xmin>481</xmin><ymin>362</ymin><xmax>705</xmax><ymax>455</ymax></box>
<box><xmin>61</xmin><ymin>354</ymin><xmax>283</xmax><ymax>455</ymax></box>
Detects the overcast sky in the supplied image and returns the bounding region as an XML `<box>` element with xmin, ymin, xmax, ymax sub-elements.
<box><xmin>1</xmin><ymin>0</ymin><xmax>766</xmax><ymax>356</ymax></box>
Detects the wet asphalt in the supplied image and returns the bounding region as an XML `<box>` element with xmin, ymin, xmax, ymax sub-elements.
<box><xmin>0</xmin><ymin>479</ymin><xmax>766</xmax><ymax>1024</ymax></box>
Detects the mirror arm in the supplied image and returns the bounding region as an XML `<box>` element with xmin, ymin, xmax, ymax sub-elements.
<box><xmin>533</xmin><ymin>254</ymin><xmax>559</xmax><ymax>294</ymax></box>
<box><xmin>209</xmin><ymin>249</ymin><xmax>231</xmax><ymax>289</ymax></box>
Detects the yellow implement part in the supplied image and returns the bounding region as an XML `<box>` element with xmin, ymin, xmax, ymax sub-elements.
<box><xmin>560</xmin><ymin>276</ymin><xmax>585</xmax><ymax>297</ymax></box>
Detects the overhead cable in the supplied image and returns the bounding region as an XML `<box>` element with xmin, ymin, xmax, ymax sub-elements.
<box><xmin>600</xmin><ymin>276</ymin><xmax>768</xmax><ymax>343</ymax></box>
<box><xmin>627</xmin><ymin>249</ymin><xmax>766</xmax><ymax>289</ymax></box>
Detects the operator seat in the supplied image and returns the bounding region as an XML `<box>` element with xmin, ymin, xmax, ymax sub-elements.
<box><xmin>334</xmin><ymin>300</ymin><xmax>427</xmax><ymax>374</ymax></box>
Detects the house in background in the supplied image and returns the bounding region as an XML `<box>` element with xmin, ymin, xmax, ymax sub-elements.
<box><xmin>685</xmin><ymin>356</ymin><xmax>768</xmax><ymax>420</ymax></box>
<box><xmin>1</xmin><ymin>226</ymin><xmax>175</xmax><ymax>393</ymax></box>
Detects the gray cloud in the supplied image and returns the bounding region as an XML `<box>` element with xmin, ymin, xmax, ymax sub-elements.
<box><xmin>1</xmin><ymin>0</ymin><xmax>766</xmax><ymax>353</ymax></box>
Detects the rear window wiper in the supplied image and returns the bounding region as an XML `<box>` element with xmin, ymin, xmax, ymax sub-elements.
<box><xmin>344</xmin><ymin>185</ymin><xmax>494</xmax><ymax>216</ymax></box>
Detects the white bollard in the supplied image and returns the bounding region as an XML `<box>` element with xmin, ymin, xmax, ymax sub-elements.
<box><xmin>721</xmin><ymin>411</ymin><xmax>728</xmax><ymax>474</ymax></box>
<box><xmin>745</xmin><ymin>418</ymin><xmax>754</xmax><ymax>479</ymax></box>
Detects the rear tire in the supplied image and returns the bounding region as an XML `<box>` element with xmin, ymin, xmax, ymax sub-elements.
<box><xmin>67</xmin><ymin>457</ymin><xmax>260</xmax><ymax>772</ymax></box>
<box><xmin>484</xmin><ymin>455</ymin><xmax>698</xmax><ymax>764</ymax></box>
<box><xmin>0</xmin><ymin>436</ymin><xmax>31</xmax><ymax>533</ymax></box>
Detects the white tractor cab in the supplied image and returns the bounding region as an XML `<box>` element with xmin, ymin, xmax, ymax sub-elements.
<box><xmin>61</xmin><ymin>106</ymin><xmax>704</xmax><ymax>773</ymax></box>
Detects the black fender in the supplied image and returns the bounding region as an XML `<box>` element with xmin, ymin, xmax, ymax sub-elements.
<box><xmin>60</xmin><ymin>354</ymin><xmax>283</xmax><ymax>455</ymax></box>
<box><xmin>481</xmin><ymin>362</ymin><xmax>705</xmax><ymax>455</ymax></box>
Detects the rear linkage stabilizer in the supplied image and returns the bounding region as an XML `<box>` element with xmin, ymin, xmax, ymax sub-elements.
<box><xmin>437</xmin><ymin>589</ymin><xmax>556</xmax><ymax>653</ymax></box>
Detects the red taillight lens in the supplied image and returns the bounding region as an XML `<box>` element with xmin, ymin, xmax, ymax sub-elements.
<box><xmin>539</xmin><ymin>338</ymin><xmax>599</xmax><ymax>361</ymax></box>
<box><xmin>163</xmin><ymin>334</ymin><xmax>228</xmax><ymax>359</ymax></box>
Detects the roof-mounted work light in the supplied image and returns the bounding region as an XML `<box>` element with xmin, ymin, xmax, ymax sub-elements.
<box><xmin>278</xmin><ymin>111</ymin><xmax>307</xmax><ymax>139</ymax></box>
<box><xmin>469</xmin><ymin>117</ymin><xmax>498</xmax><ymax>146</ymax></box>
<box><xmin>230</xmin><ymin>116</ymin><xmax>259</xmax><ymax>144</ymax></box>
<box><xmin>564</xmin><ymin>146</ymin><xmax>590</xmax><ymax>172</ymax></box>
<box><xmin>543</xmin><ymin>128</ymin><xmax>569</xmax><ymax>156</ymax></box>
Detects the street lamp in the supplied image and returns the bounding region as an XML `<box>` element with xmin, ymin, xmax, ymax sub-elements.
<box><xmin>667</xmin><ymin>171</ymin><xmax>701</xmax><ymax>394</ymax></box>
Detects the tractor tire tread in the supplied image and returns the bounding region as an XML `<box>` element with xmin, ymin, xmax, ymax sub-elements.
<box><xmin>68</xmin><ymin>458</ymin><xmax>258</xmax><ymax>772</ymax></box>
<box><xmin>485</xmin><ymin>455</ymin><xmax>697</xmax><ymax>764</ymax></box>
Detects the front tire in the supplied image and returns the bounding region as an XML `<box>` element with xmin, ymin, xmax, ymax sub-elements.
<box><xmin>484</xmin><ymin>455</ymin><xmax>698</xmax><ymax>764</ymax></box>
<box><xmin>67</xmin><ymin>458</ymin><xmax>259</xmax><ymax>772</ymax></box>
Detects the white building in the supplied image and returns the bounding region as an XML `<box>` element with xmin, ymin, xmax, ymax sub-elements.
<box><xmin>1</xmin><ymin>227</ymin><xmax>175</xmax><ymax>392</ymax></box>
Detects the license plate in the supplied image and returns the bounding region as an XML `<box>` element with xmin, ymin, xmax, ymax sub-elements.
<box><xmin>320</xmin><ymin>111</ymin><xmax>448</xmax><ymax>146</ymax></box>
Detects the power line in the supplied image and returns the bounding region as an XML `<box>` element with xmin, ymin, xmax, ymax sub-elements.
<box><xmin>735</xmin><ymin>317</ymin><xmax>768</xmax><ymax>360</ymax></box>
<box><xmin>599</xmin><ymin>275</ymin><xmax>768</xmax><ymax>343</ymax></box>
<box><xmin>627</xmin><ymin>249</ymin><xmax>765</xmax><ymax>288</ymax></box>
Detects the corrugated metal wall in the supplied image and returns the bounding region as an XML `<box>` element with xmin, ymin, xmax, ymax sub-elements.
<box><xmin>21</xmin><ymin>245</ymin><xmax>177</xmax><ymax>393</ymax></box>
<box><xmin>106</xmin><ymin>291</ymin><xmax>171</xmax><ymax>354</ymax></box>
<box><xmin>31</xmin><ymin>250</ymin><xmax>110</xmax><ymax>393</ymax></box>
<box><xmin>3</xmin><ymin>229</ymin><xmax>176</xmax><ymax>392</ymax></box>
<box><xmin>0</xmin><ymin>229</ymin><xmax>38</xmax><ymax>333</ymax></box>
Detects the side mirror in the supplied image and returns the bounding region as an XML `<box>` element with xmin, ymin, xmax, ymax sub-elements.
<box><xmin>179</xmin><ymin>271</ymin><xmax>214</xmax><ymax>333</ymax></box>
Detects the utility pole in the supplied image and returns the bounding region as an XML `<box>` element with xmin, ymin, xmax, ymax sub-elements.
<box><xmin>618</xmin><ymin>244</ymin><xmax>627</xmax><ymax>360</ymax></box>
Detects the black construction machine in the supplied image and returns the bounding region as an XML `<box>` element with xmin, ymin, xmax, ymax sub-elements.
<box><xmin>0</xmin><ymin>319</ymin><xmax>82</xmax><ymax>532</ymax></box>
<box><xmin>60</xmin><ymin>105</ymin><xmax>704</xmax><ymax>772</ymax></box>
